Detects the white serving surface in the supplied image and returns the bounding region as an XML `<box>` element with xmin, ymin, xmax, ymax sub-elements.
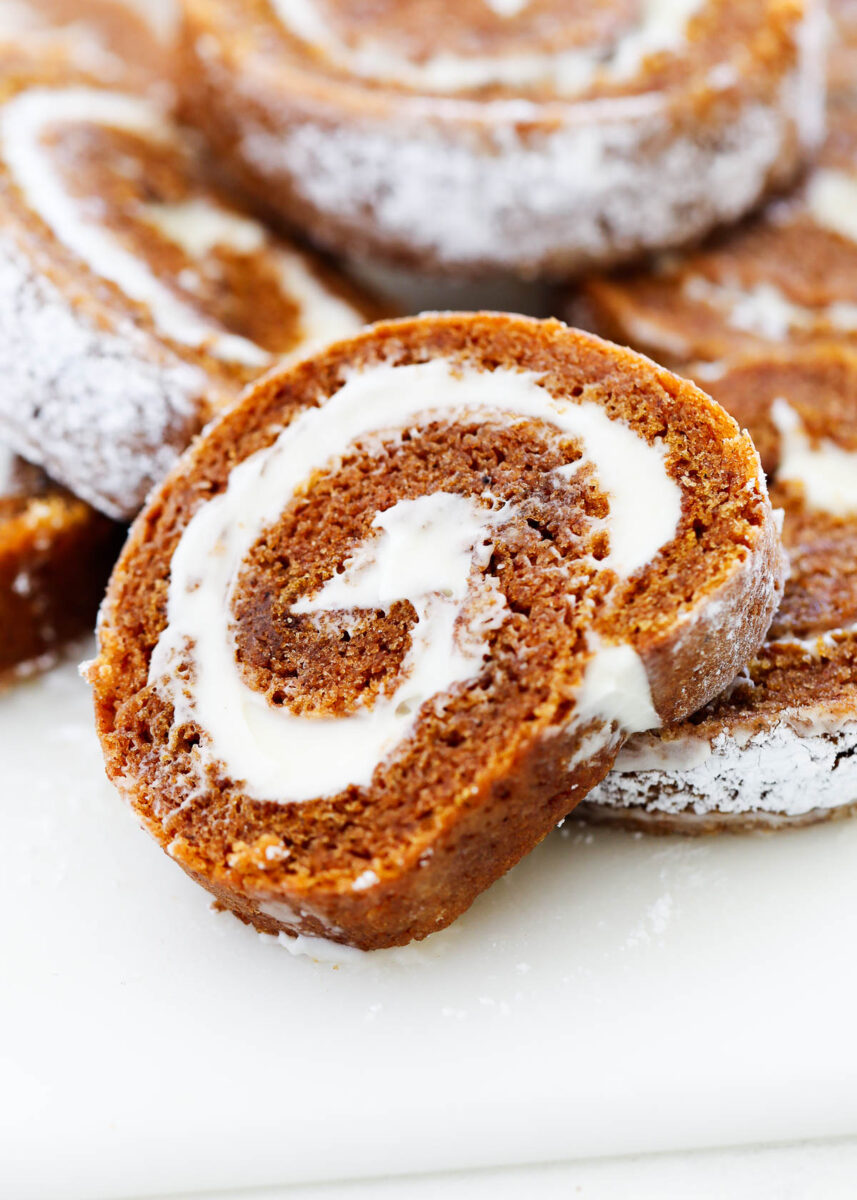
<box><xmin>2</xmin><ymin>652</ymin><xmax>857</xmax><ymax>1200</ymax></box>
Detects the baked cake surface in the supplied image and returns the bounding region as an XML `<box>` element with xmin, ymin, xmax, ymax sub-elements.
<box><xmin>178</xmin><ymin>0</ymin><xmax>824</xmax><ymax>277</ymax></box>
<box><xmin>0</xmin><ymin>49</ymin><xmax>372</xmax><ymax>519</ymax></box>
<box><xmin>89</xmin><ymin>314</ymin><xmax>784</xmax><ymax>948</ymax></box>
<box><xmin>0</xmin><ymin>443</ymin><xmax>121</xmax><ymax>684</ymax></box>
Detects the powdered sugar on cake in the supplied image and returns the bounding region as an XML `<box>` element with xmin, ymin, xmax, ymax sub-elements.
<box><xmin>238</xmin><ymin>89</ymin><xmax>799</xmax><ymax>276</ymax></box>
<box><xmin>0</xmin><ymin>231</ymin><xmax>205</xmax><ymax>519</ymax></box>
<box><xmin>594</xmin><ymin>716</ymin><xmax>857</xmax><ymax>819</ymax></box>
<box><xmin>189</xmin><ymin>0</ymin><xmax>824</xmax><ymax>275</ymax></box>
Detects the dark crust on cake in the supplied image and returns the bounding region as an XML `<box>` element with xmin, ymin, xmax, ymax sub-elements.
<box><xmin>0</xmin><ymin>459</ymin><xmax>122</xmax><ymax>684</ymax></box>
<box><xmin>176</xmin><ymin>0</ymin><xmax>818</xmax><ymax>277</ymax></box>
<box><xmin>90</xmin><ymin>313</ymin><xmax>783</xmax><ymax>948</ymax></box>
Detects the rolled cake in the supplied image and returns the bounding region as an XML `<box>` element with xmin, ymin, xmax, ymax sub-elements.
<box><xmin>0</xmin><ymin>50</ymin><xmax>372</xmax><ymax>521</ymax></box>
<box><xmin>0</xmin><ymin>443</ymin><xmax>121</xmax><ymax>685</ymax></box>
<box><xmin>89</xmin><ymin>314</ymin><xmax>785</xmax><ymax>949</ymax></box>
<box><xmin>582</xmin><ymin>347</ymin><xmax>857</xmax><ymax>831</ymax></box>
<box><xmin>178</xmin><ymin>0</ymin><xmax>824</xmax><ymax>278</ymax></box>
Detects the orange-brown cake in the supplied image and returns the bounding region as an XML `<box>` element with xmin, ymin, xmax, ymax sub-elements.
<box><xmin>0</xmin><ymin>49</ymin><xmax>373</xmax><ymax>520</ymax></box>
<box><xmin>0</xmin><ymin>443</ymin><xmax>121</xmax><ymax>685</ymax></box>
<box><xmin>581</xmin><ymin>347</ymin><xmax>857</xmax><ymax>831</ymax></box>
<box><xmin>89</xmin><ymin>314</ymin><xmax>785</xmax><ymax>949</ymax></box>
<box><xmin>178</xmin><ymin>0</ymin><xmax>824</xmax><ymax>278</ymax></box>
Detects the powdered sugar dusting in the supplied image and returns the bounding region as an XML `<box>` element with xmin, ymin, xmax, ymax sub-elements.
<box><xmin>592</xmin><ymin>715</ymin><xmax>857</xmax><ymax>818</ymax></box>
<box><xmin>193</xmin><ymin>0</ymin><xmax>823</xmax><ymax>275</ymax></box>
<box><xmin>242</xmin><ymin>99</ymin><xmax>791</xmax><ymax>276</ymax></box>
<box><xmin>0</xmin><ymin>230</ymin><xmax>205</xmax><ymax>519</ymax></box>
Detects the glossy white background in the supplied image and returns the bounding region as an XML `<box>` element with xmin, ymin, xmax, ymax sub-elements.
<box><xmin>2</xmin><ymin>653</ymin><xmax>857</xmax><ymax>1200</ymax></box>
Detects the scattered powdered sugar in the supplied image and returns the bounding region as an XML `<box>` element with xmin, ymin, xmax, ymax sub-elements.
<box><xmin>626</xmin><ymin>890</ymin><xmax>674</xmax><ymax>945</ymax></box>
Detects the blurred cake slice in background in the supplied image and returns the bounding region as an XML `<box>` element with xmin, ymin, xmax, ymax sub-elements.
<box><xmin>0</xmin><ymin>443</ymin><xmax>122</xmax><ymax>687</ymax></box>
<box><xmin>0</xmin><ymin>45</ymin><xmax>374</xmax><ymax>520</ymax></box>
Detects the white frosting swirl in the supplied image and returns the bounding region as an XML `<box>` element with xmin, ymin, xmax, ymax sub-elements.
<box><xmin>148</xmin><ymin>358</ymin><xmax>681</xmax><ymax>803</ymax></box>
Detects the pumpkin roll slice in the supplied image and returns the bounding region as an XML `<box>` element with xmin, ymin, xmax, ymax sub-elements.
<box><xmin>0</xmin><ymin>52</ymin><xmax>372</xmax><ymax>521</ymax></box>
<box><xmin>0</xmin><ymin>444</ymin><xmax>121</xmax><ymax>686</ymax></box>
<box><xmin>582</xmin><ymin>346</ymin><xmax>857</xmax><ymax>832</ymax></box>
<box><xmin>89</xmin><ymin>314</ymin><xmax>784</xmax><ymax>949</ymax></box>
<box><xmin>178</xmin><ymin>0</ymin><xmax>824</xmax><ymax>279</ymax></box>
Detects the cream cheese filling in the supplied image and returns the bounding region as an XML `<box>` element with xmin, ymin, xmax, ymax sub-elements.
<box><xmin>772</xmin><ymin>399</ymin><xmax>857</xmax><ymax>516</ymax></box>
<box><xmin>148</xmin><ymin>358</ymin><xmax>681</xmax><ymax>803</ymax></box>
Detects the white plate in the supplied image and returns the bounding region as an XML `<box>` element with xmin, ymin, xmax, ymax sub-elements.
<box><xmin>3</xmin><ymin>650</ymin><xmax>857</xmax><ymax>1200</ymax></box>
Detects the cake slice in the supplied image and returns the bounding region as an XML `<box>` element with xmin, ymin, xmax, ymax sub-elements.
<box><xmin>0</xmin><ymin>46</ymin><xmax>373</xmax><ymax>520</ymax></box>
<box><xmin>178</xmin><ymin>0</ymin><xmax>824</xmax><ymax>277</ymax></box>
<box><xmin>89</xmin><ymin>314</ymin><xmax>784</xmax><ymax>948</ymax></box>
<box><xmin>0</xmin><ymin>444</ymin><xmax>121</xmax><ymax>685</ymax></box>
